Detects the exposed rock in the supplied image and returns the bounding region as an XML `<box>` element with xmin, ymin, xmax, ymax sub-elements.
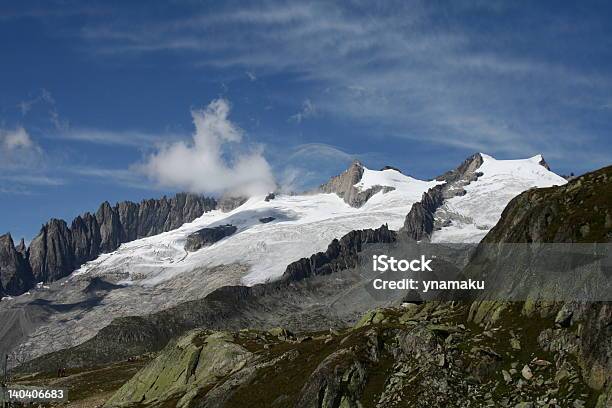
<box><xmin>467</xmin><ymin>166</ymin><xmax>612</xmax><ymax>397</ymax></box>
<box><xmin>521</xmin><ymin>365</ymin><xmax>533</xmax><ymax>380</ymax></box>
<box><xmin>71</xmin><ymin>212</ymin><xmax>101</xmax><ymax>266</ymax></box>
<box><xmin>259</xmin><ymin>217</ymin><xmax>276</xmax><ymax>223</ymax></box>
<box><xmin>218</xmin><ymin>195</ymin><xmax>247</xmax><ymax>212</ymax></box>
<box><xmin>184</xmin><ymin>224</ymin><xmax>237</xmax><ymax>251</ymax></box>
<box><xmin>380</xmin><ymin>165</ymin><xmax>402</xmax><ymax>173</ymax></box>
<box><xmin>482</xmin><ymin>165</ymin><xmax>612</xmax><ymax>244</ymax></box>
<box><xmin>94</xmin><ymin>301</ymin><xmax>602</xmax><ymax>407</ymax></box>
<box><xmin>265</xmin><ymin>192</ymin><xmax>276</xmax><ymax>201</ymax></box>
<box><xmin>104</xmin><ymin>330</ymin><xmax>253</xmax><ymax>407</ymax></box>
<box><xmin>1</xmin><ymin>193</ymin><xmax>216</xmax><ymax>297</ymax></box>
<box><xmin>28</xmin><ymin>219</ymin><xmax>75</xmax><ymax>283</ymax></box>
<box><xmin>281</xmin><ymin>224</ymin><xmax>396</xmax><ymax>282</ymax></box>
<box><xmin>319</xmin><ymin>160</ymin><xmax>394</xmax><ymax>207</ymax></box>
<box><xmin>0</xmin><ymin>233</ymin><xmax>32</xmax><ymax>296</ymax></box>
<box><xmin>401</xmin><ymin>153</ymin><xmax>484</xmax><ymax>240</ymax></box>
<box><xmin>96</xmin><ymin>201</ymin><xmax>122</xmax><ymax>253</ymax></box>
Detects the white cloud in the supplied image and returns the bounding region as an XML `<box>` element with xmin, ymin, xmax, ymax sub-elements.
<box><xmin>137</xmin><ymin>99</ymin><xmax>276</xmax><ymax>196</ymax></box>
<box><xmin>55</xmin><ymin>128</ymin><xmax>184</xmax><ymax>147</ymax></box>
<box><xmin>2</xmin><ymin>126</ymin><xmax>34</xmax><ymax>150</ymax></box>
<box><xmin>0</xmin><ymin>127</ymin><xmax>43</xmax><ymax>170</ymax></box>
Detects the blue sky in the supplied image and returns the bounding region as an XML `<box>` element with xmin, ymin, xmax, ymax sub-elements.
<box><xmin>1</xmin><ymin>0</ymin><xmax>611</xmax><ymax>241</ymax></box>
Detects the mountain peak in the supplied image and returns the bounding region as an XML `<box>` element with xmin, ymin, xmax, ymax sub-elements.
<box><xmin>533</xmin><ymin>154</ymin><xmax>551</xmax><ymax>170</ymax></box>
<box><xmin>380</xmin><ymin>165</ymin><xmax>402</xmax><ymax>173</ymax></box>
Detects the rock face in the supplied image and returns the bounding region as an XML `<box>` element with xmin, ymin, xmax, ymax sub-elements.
<box><xmin>483</xmin><ymin>165</ymin><xmax>612</xmax><ymax>244</ymax></box>
<box><xmin>184</xmin><ymin>224</ymin><xmax>238</xmax><ymax>252</ymax></box>
<box><xmin>28</xmin><ymin>219</ymin><xmax>75</xmax><ymax>283</ymax></box>
<box><xmin>282</xmin><ymin>224</ymin><xmax>397</xmax><ymax>282</ymax></box>
<box><xmin>105</xmin><ymin>330</ymin><xmax>253</xmax><ymax>408</ymax></box>
<box><xmin>466</xmin><ymin>165</ymin><xmax>612</xmax><ymax>405</ymax></box>
<box><xmin>0</xmin><ymin>193</ymin><xmax>216</xmax><ymax>296</ymax></box>
<box><xmin>98</xmin><ymin>303</ymin><xmax>601</xmax><ymax>408</ymax></box>
<box><xmin>217</xmin><ymin>195</ymin><xmax>248</xmax><ymax>212</ymax></box>
<box><xmin>401</xmin><ymin>153</ymin><xmax>484</xmax><ymax>240</ymax></box>
<box><xmin>0</xmin><ymin>233</ymin><xmax>32</xmax><ymax>296</ymax></box>
<box><xmin>320</xmin><ymin>160</ymin><xmax>394</xmax><ymax>207</ymax></box>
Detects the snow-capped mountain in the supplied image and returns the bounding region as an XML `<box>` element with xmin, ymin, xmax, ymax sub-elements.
<box><xmin>68</xmin><ymin>154</ymin><xmax>565</xmax><ymax>286</ymax></box>
<box><xmin>75</xmin><ymin>163</ymin><xmax>440</xmax><ymax>286</ymax></box>
<box><xmin>0</xmin><ymin>153</ymin><xmax>568</xmax><ymax>366</ymax></box>
<box><xmin>431</xmin><ymin>154</ymin><xmax>567</xmax><ymax>242</ymax></box>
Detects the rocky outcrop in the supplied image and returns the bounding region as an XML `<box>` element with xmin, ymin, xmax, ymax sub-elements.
<box><xmin>217</xmin><ymin>195</ymin><xmax>248</xmax><ymax>212</ymax></box>
<box><xmin>281</xmin><ymin>224</ymin><xmax>397</xmax><ymax>282</ymax></box>
<box><xmin>380</xmin><ymin>165</ymin><xmax>402</xmax><ymax>173</ymax></box>
<box><xmin>105</xmin><ymin>330</ymin><xmax>254</xmax><ymax>407</ymax></box>
<box><xmin>28</xmin><ymin>219</ymin><xmax>75</xmax><ymax>283</ymax></box>
<box><xmin>465</xmin><ymin>165</ymin><xmax>612</xmax><ymax>405</ymax></box>
<box><xmin>401</xmin><ymin>153</ymin><xmax>484</xmax><ymax>240</ymax></box>
<box><xmin>319</xmin><ymin>160</ymin><xmax>394</xmax><ymax>207</ymax></box>
<box><xmin>482</xmin><ymin>165</ymin><xmax>612</xmax><ymax>244</ymax></box>
<box><xmin>0</xmin><ymin>233</ymin><xmax>32</xmax><ymax>296</ymax></box>
<box><xmin>184</xmin><ymin>224</ymin><xmax>237</xmax><ymax>251</ymax></box>
<box><xmin>0</xmin><ymin>193</ymin><xmax>216</xmax><ymax>297</ymax></box>
<box><xmin>14</xmin><ymin>225</ymin><xmax>397</xmax><ymax>373</ymax></box>
<box><xmin>94</xmin><ymin>303</ymin><xmax>602</xmax><ymax>408</ymax></box>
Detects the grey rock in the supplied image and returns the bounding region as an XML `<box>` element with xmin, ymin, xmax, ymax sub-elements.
<box><xmin>0</xmin><ymin>233</ymin><xmax>32</xmax><ymax>296</ymax></box>
<box><xmin>71</xmin><ymin>212</ymin><xmax>101</xmax><ymax>266</ymax></box>
<box><xmin>1</xmin><ymin>193</ymin><xmax>216</xmax><ymax>296</ymax></box>
<box><xmin>28</xmin><ymin>219</ymin><xmax>75</xmax><ymax>283</ymax></box>
<box><xmin>319</xmin><ymin>160</ymin><xmax>394</xmax><ymax>207</ymax></box>
<box><xmin>185</xmin><ymin>225</ymin><xmax>238</xmax><ymax>251</ymax></box>
<box><xmin>401</xmin><ymin>153</ymin><xmax>483</xmax><ymax>241</ymax></box>
<box><xmin>218</xmin><ymin>195</ymin><xmax>247</xmax><ymax>212</ymax></box>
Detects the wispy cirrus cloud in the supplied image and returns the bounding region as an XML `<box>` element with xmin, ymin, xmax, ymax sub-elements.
<box><xmin>69</xmin><ymin>1</ymin><xmax>611</xmax><ymax>170</ymax></box>
<box><xmin>53</xmin><ymin>128</ymin><xmax>185</xmax><ymax>147</ymax></box>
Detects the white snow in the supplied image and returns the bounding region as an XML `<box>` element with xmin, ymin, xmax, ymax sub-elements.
<box><xmin>75</xmin><ymin>166</ymin><xmax>440</xmax><ymax>286</ymax></box>
<box><xmin>73</xmin><ymin>154</ymin><xmax>566</xmax><ymax>286</ymax></box>
<box><xmin>431</xmin><ymin>154</ymin><xmax>567</xmax><ymax>243</ymax></box>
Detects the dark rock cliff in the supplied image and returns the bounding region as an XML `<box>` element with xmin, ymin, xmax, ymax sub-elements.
<box><xmin>0</xmin><ymin>233</ymin><xmax>33</xmax><ymax>296</ymax></box>
<box><xmin>0</xmin><ymin>193</ymin><xmax>216</xmax><ymax>297</ymax></box>
<box><xmin>282</xmin><ymin>224</ymin><xmax>397</xmax><ymax>282</ymax></box>
<box><xmin>465</xmin><ymin>165</ymin><xmax>612</xmax><ymax>401</ymax></box>
<box><xmin>401</xmin><ymin>153</ymin><xmax>483</xmax><ymax>240</ymax></box>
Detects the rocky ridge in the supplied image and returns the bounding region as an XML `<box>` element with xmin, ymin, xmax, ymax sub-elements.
<box><xmin>400</xmin><ymin>153</ymin><xmax>484</xmax><ymax>240</ymax></box>
<box><xmin>18</xmin><ymin>302</ymin><xmax>599</xmax><ymax>408</ymax></box>
<box><xmin>13</xmin><ymin>224</ymin><xmax>398</xmax><ymax>373</ymax></box>
<box><xmin>0</xmin><ymin>193</ymin><xmax>216</xmax><ymax>297</ymax></box>
<box><xmin>319</xmin><ymin>160</ymin><xmax>395</xmax><ymax>207</ymax></box>
<box><xmin>93</xmin><ymin>165</ymin><xmax>610</xmax><ymax>408</ymax></box>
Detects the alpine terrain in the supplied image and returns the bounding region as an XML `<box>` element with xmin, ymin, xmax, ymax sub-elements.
<box><xmin>2</xmin><ymin>153</ymin><xmax>610</xmax><ymax>408</ymax></box>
